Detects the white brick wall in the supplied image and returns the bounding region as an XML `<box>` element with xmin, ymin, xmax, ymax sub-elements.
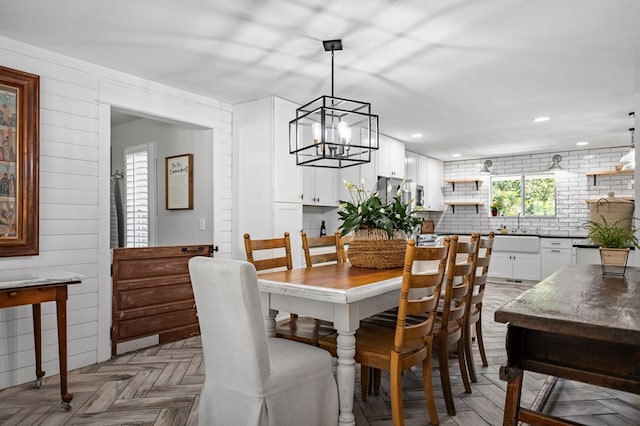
<box><xmin>431</xmin><ymin>148</ymin><xmax>633</xmax><ymax>236</ymax></box>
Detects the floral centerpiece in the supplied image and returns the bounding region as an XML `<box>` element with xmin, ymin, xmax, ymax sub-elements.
<box><xmin>338</xmin><ymin>180</ymin><xmax>423</xmax><ymax>268</ymax></box>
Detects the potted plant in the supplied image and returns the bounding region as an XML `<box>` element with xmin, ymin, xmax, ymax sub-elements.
<box><xmin>584</xmin><ymin>215</ymin><xmax>639</xmax><ymax>275</ymax></box>
<box><xmin>490</xmin><ymin>200</ymin><xmax>500</xmax><ymax>216</ymax></box>
<box><xmin>338</xmin><ymin>180</ymin><xmax>422</xmax><ymax>268</ymax></box>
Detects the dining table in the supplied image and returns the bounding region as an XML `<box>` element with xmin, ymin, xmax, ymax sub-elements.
<box><xmin>495</xmin><ymin>263</ymin><xmax>640</xmax><ymax>425</ymax></box>
<box><xmin>257</xmin><ymin>262</ymin><xmax>404</xmax><ymax>426</ymax></box>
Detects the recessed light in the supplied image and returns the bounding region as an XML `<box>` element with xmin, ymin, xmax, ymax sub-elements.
<box><xmin>451</xmin><ymin>153</ymin><xmax>461</xmax><ymax>158</ymax></box>
<box><xmin>533</xmin><ymin>116</ymin><xmax>550</xmax><ymax>122</ymax></box>
<box><xmin>411</xmin><ymin>133</ymin><xmax>423</xmax><ymax>138</ymax></box>
<box><xmin>576</xmin><ymin>141</ymin><xmax>589</xmax><ymax>146</ymax></box>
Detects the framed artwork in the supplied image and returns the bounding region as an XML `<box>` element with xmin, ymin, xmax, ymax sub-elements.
<box><xmin>165</xmin><ymin>153</ymin><xmax>193</xmax><ymax>210</ymax></box>
<box><xmin>0</xmin><ymin>65</ymin><xmax>39</xmax><ymax>257</ymax></box>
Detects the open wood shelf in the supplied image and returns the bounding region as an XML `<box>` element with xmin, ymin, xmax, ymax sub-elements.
<box><xmin>444</xmin><ymin>201</ymin><xmax>484</xmax><ymax>213</ymax></box>
<box><xmin>445</xmin><ymin>178</ymin><xmax>481</xmax><ymax>191</ymax></box>
<box><xmin>585</xmin><ymin>169</ymin><xmax>634</xmax><ymax>185</ymax></box>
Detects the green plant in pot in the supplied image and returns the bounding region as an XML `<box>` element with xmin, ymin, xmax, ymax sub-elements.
<box><xmin>338</xmin><ymin>180</ymin><xmax>422</xmax><ymax>268</ymax></box>
<box><xmin>584</xmin><ymin>215</ymin><xmax>639</xmax><ymax>275</ymax></box>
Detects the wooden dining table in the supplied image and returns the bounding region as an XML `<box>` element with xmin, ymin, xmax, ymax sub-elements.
<box><xmin>495</xmin><ymin>264</ymin><xmax>640</xmax><ymax>425</ymax></box>
<box><xmin>257</xmin><ymin>262</ymin><xmax>404</xmax><ymax>426</ymax></box>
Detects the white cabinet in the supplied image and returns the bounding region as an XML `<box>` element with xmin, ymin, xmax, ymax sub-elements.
<box><xmin>339</xmin><ymin>157</ymin><xmax>378</xmax><ymax>203</ymax></box>
<box><xmin>302</xmin><ymin>167</ymin><xmax>339</xmax><ymax>206</ymax></box>
<box><xmin>377</xmin><ymin>135</ymin><xmax>405</xmax><ymax>178</ymax></box>
<box><xmin>233</xmin><ymin>96</ymin><xmax>304</xmax><ymax>268</ymax></box>
<box><xmin>489</xmin><ymin>251</ymin><xmax>541</xmax><ymax>281</ymax></box>
<box><xmin>405</xmin><ymin>151</ymin><xmax>419</xmax><ymax>183</ymax></box>
<box><xmin>540</xmin><ymin>238</ymin><xmax>573</xmax><ymax>279</ymax></box>
<box><xmin>423</xmin><ymin>157</ymin><xmax>444</xmax><ymax>211</ymax></box>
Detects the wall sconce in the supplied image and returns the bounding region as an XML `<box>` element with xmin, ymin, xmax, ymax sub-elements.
<box><xmin>479</xmin><ymin>160</ymin><xmax>493</xmax><ymax>174</ymax></box>
<box><xmin>548</xmin><ymin>154</ymin><xmax>563</xmax><ymax>170</ymax></box>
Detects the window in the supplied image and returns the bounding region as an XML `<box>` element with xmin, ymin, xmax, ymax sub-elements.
<box><xmin>125</xmin><ymin>143</ymin><xmax>156</xmax><ymax>247</ymax></box>
<box><xmin>491</xmin><ymin>174</ymin><xmax>556</xmax><ymax>217</ymax></box>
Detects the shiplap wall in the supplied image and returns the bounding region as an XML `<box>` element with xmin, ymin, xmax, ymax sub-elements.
<box><xmin>429</xmin><ymin>147</ymin><xmax>634</xmax><ymax>235</ymax></box>
<box><xmin>0</xmin><ymin>35</ymin><xmax>232</xmax><ymax>389</ymax></box>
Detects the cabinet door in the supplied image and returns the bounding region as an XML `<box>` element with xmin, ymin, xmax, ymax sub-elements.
<box><xmin>424</xmin><ymin>157</ymin><xmax>444</xmax><ymax>211</ymax></box>
<box><xmin>314</xmin><ymin>167</ymin><xmax>338</xmax><ymax>206</ymax></box>
<box><xmin>513</xmin><ymin>253</ymin><xmax>541</xmax><ymax>281</ymax></box>
<box><xmin>389</xmin><ymin>139</ymin><xmax>405</xmax><ymax>178</ymax></box>
<box><xmin>405</xmin><ymin>151</ymin><xmax>418</xmax><ymax>183</ymax></box>
<box><xmin>273</xmin><ymin>98</ymin><xmax>303</xmax><ymax>203</ymax></box>
<box><xmin>339</xmin><ymin>166</ymin><xmax>360</xmax><ymax>203</ymax></box>
<box><xmin>302</xmin><ymin>167</ymin><xmax>316</xmax><ymax>205</ymax></box>
<box><xmin>417</xmin><ymin>154</ymin><xmax>429</xmax><ymax>187</ymax></box>
<box><xmin>541</xmin><ymin>248</ymin><xmax>573</xmax><ymax>279</ymax></box>
<box><xmin>576</xmin><ymin>247</ymin><xmax>601</xmax><ymax>265</ymax></box>
<box><xmin>273</xmin><ymin>202</ymin><xmax>303</xmax><ymax>269</ymax></box>
<box><xmin>488</xmin><ymin>252</ymin><xmax>513</xmax><ymax>279</ymax></box>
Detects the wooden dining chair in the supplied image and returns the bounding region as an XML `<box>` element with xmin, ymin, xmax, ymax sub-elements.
<box><xmin>243</xmin><ymin>232</ymin><xmax>292</xmax><ymax>272</ymax></box>
<box><xmin>274</xmin><ymin>230</ymin><xmax>341</xmax><ymax>345</ymax></box>
<box><xmin>188</xmin><ymin>257</ymin><xmax>339</xmax><ymax>425</ymax></box>
<box><xmin>301</xmin><ymin>230</ymin><xmax>345</xmax><ymax>266</ymax></box>
<box><xmin>464</xmin><ymin>231</ymin><xmax>495</xmax><ymax>383</ymax></box>
<box><xmin>320</xmin><ymin>238</ymin><xmax>451</xmax><ymax>426</ymax></box>
<box><xmin>432</xmin><ymin>233</ymin><xmax>479</xmax><ymax>416</ymax></box>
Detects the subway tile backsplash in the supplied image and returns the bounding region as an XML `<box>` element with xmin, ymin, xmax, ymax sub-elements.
<box><xmin>427</xmin><ymin>147</ymin><xmax>634</xmax><ymax>236</ymax></box>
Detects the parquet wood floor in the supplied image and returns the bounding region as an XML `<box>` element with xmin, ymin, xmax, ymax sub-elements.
<box><xmin>0</xmin><ymin>283</ymin><xmax>638</xmax><ymax>425</ymax></box>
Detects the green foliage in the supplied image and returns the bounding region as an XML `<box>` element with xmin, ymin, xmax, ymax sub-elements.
<box><xmin>491</xmin><ymin>175</ymin><xmax>556</xmax><ymax>217</ymax></box>
<box><xmin>338</xmin><ymin>180</ymin><xmax>422</xmax><ymax>239</ymax></box>
<box><xmin>584</xmin><ymin>215</ymin><xmax>640</xmax><ymax>249</ymax></box>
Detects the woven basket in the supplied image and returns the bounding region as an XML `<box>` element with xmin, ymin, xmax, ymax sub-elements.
<box><xmin>586</xmin><ymin>192</ymin><xmax>634</xmax><ymax>233</ymax></box>
<box><xmin>347</xmin><ymin>229</ymin><xmax>407</xmax><ymax>269</ymax></box>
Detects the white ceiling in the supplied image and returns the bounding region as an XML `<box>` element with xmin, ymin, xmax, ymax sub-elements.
<box><xmin>1</xmin><ymin>0</ymin><xmax>639</xmax><ymax>161</ymax></box>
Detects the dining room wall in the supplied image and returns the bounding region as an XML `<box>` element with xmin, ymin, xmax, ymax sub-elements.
<box><xmin>0</xmin><ymin>35</ymin><xmax>232</xmax><ymax>390</ymax></box>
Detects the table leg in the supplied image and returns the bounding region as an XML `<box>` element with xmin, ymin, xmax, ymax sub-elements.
<box><xmin>31</xmin><ymin>303</ymin><xmax>45</xmax><ymax>388</ymax></box>
<box><xmin>336</xmin><ymin>330</ymin><xmax>356</xmax><ymax>426</ymax></box>
<box><xmin>55</xmin><ymin>287</ymin><xmax>73</xmax><ymax>409</ymax></box>
<box><xmin>260</xmin><ymin>293</ymin><xmax>277</xmax><ymax>337</ymax></box>
<box><xmin>500</xmin><ymin>365</ymin><xmax>523</xmax><ymax>426</ymax></box>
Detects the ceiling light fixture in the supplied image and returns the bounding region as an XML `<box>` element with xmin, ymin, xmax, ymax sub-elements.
<box><xmin>576</xmin><ymin>141</ymin><xmax>589</xmax><ymax>146</ymax></box>
<box><xmin>451</xmin><ymin>153</ymin><xmax>461</xmax><ymax>158</ymax></box>
<box><xmin>289</xmin><ymin>39</ymin><xmax>379</xmax><ymax>168</ymax></box>
<box><xmin>533</xmin><ymin>116</ymin><xmax>551</xmax><ymax>122</ymax></box>
<box><xmin>548</xmin><ymin>154</ymin><xmax>563</xmax><ymax>170</ymax></box>
<box><xmin>479</xmin><ymin>159</ymin><xmax>493</xmax><ymax>174</ymax></box>
<box><xmin>411</xmin><ymin>133</ymin><xmax>423</xmax><ymax>138</ymax></box>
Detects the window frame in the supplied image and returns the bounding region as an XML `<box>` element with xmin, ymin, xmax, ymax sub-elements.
<box><xmin>490</xmin><ymin>173</ymin><xmax>557</xmax><ymax>218</ymax></box>
<box><xmin>124</xmin><ymin>142</ymin><xmax>157</xmax><ymax>247</ymax></box>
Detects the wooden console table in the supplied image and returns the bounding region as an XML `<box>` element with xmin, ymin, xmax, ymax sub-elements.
<box><xmin>0</xmin><ymin>270</ymin><xmax>83</xmax><ymax>409</ymax></box>
<box><xmin>495</xmin><ymin>264</ymin><xmax>639</xmax><ymax>425</ymax></box>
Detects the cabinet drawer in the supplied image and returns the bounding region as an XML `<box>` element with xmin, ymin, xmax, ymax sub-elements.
<box><xmin>540</xmin><ymin>238</ymin><xmax>572</xmax><ymax>249</ymax></box>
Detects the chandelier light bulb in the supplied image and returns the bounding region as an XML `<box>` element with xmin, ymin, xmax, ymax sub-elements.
<box><xmin>311</xmin><ymin>122</ymin><xmax>321</xmax><ymax>143</ymax></box>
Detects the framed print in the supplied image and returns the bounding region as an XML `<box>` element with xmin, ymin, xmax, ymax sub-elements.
<box><xmin>165</xmin><ymin>153</ymin><xmax>193</xmax><ymax>210</ymax></box>
<box><xmin>0</xmin><ymin>65</ymin><xmax>39</xmax><ymax>257</ymax></box>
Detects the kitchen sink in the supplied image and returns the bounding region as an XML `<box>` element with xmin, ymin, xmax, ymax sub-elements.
<box><xmin>493</xmin><ymin>235</ymin><xmax>539</xmax><ymax>252</ymax></box>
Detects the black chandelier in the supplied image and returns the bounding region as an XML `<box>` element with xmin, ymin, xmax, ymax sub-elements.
<box><xmin>289</xmin><ymin>39</ymin><xmax>379</xmax><ymax>168</ymax></box>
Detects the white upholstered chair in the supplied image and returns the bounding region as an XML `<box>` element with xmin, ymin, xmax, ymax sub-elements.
<box><xmin>188</xmin><ymin>257</ymin><xmax>339</xmax><ymax>426</ymax></box>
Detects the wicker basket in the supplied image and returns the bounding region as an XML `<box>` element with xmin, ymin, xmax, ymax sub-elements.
<box><xmin>585</xmin><ymin>192</ymin><xmax>635</xmax><ymax>233</ymax></box>
<box><xmin>347</xmin><ymin>229</ymin><xmax>407</xmax><ymax>269</ymax></box>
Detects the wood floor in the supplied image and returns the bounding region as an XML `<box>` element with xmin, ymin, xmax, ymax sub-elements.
<box><xmin>0</xmin><ymin>282</ymin><xmax>638</xmax><ymax>425</ymax></box>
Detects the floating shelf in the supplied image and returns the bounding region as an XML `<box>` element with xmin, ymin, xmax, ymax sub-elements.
<box><xmin>585</xmin><ymin>169</ymin><xmax>634</xmax><ymax>185</ymax></box>
<box><xmin>445</xmin><ymin>178</ymin><xmax>481</xmax><ymax>191</ymax></box>
<box><xmin>444</xmin><ymin>201</ymin><xmax>484</xmax><ymax>214</ymax></box>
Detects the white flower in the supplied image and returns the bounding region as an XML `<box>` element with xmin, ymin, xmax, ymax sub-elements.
<box><xmin>339</xmin><ymin>203</ymin><xmax>347</xmax><ymax>209</ymax></box>
<box><xmin>395</xmin><ymin>214</ymin><xmax>401</xmax><ymax>219</ymax></box>
<box><xmin>379</xmin><ymin>208</ymin><xmax>385</xmax><ymax>213</ymax></box>
<box><xmin>358</xmin><ymin>206</ymin><xmax>362</xmax><ymax>214</ymax></box>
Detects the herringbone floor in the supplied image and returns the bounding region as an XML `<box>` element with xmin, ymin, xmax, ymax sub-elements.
<box><xmin>0</xmin><ymin>283</ymin><xmax>638</xmax><ymax>425</ymax></box>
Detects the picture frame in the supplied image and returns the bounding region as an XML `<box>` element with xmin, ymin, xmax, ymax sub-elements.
<box><xmin>0</xmin><ymin>65</ymin><xmax>39</xmax><ymax>257</ymax></box>
<box><xmin>165</xmin><ymin>153</ymin><xmax>193</xmax><ymax>210</ymax></box>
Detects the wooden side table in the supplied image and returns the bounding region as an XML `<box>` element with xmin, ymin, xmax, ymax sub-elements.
<box><xmin>0</xmin><ymin>271</ymin><xmax>83</xmax><ymax>409</ymax></box>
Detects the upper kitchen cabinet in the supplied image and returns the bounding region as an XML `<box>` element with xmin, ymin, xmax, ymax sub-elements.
<box><xmin>272</xmin><ymin>97</ymin><xmax>303</xmax><ymax>203</ymax></box>
<box><xmin>377</xmin><ymin>135</ymin><xmax>405</xmax><ymax>178</ymax></box>
<box><xmin>405</xmin><ymin>151</ymin><xmax>419</xmax><ymax>183</ymax></box>
<box><xmin>302</xmin><ymin>167</ymin><xmax>339</xmax><ymax>206</ymax></box>
<box><xmin>419</xmin><ymin>155</ymin><xmax>444</xmax><ymax>211</ymax></box>
<box><xmin>339</xmin><ymin>151</ymin><xmax>378</xmax><ymax>202</ymax></box>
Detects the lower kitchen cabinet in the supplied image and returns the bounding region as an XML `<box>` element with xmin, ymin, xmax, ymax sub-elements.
<box><xmin>489</xmin><ymin>251</ymin><xmax>541</xmax><ymax>281</ymax></box>
<box><xmin>540</xmin><ymin>238</ymin><xmax>574</xmax><ymax>279</ymax></box>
